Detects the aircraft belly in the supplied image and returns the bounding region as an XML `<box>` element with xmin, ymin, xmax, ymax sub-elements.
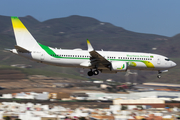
<box><xmin>45</xmin><ymin>58</ymin><xmax>87</xmax><ymax>67</ymax></box>
<box><xmin>128</xmin><ymin>66</ymin><xmax>155</xmax><ymax>71</ymax></box>
<box><xmin>60</xmin><ymin>59</ymin><xmax>85</xmax><ymax>65</ymax></box>
<box><xmin>18</xmin><ymin>53</ymin><xmax>34</xmax><ymax>60</ymax></box>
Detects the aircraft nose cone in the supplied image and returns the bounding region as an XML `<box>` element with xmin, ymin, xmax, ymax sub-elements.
<box><xmin>171</xmin><ymin>61</ymin><xmax>177</xmax><ymax>67</ymax></box>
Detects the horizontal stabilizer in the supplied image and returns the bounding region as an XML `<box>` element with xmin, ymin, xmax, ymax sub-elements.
<box><xmin>15</xmin><ymin>45</ymin><xmax>31</xmax><ymax>53</ymax></box>
<box><xmin>4</xmin><ymin>48</ymin><xmax>12</xmax><ymax>51</ymax></box>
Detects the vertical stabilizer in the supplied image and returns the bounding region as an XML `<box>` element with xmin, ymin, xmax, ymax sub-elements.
<box><xmin>11</xmin><ymin>16</ymin><xmax>41</xmax><ymax>51</ymax></box>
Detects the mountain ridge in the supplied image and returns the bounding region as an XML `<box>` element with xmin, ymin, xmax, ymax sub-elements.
<box><xmin>0</xmin><ymin>15</ymin><xmax>169</xmax><ymax>51</ymax></box>
<box><xmin>0</xmin><ymin>15</ymin><xmax>179</xmax><ymax>83</ymax></box>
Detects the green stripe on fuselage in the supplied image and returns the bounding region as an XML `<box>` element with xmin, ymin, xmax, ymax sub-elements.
<box><xmin>38</xmin><ymin>43</ymin><xmax>154</xmax><ymax>68</ymax></box>
<box><xmin>38</xmin><ymin>43</ymin><xmax>61</xmax><ymax>58</ymax></box>
<box><xmin>38</xmin><ymin>43</ymin><xmax>88</xmax><ymax>59</ymax></box>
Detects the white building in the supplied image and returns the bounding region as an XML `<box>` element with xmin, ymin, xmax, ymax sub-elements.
<box><xmin>86</xmin><ymin>91</ymin><xmax>180</xmax><ymax>100</ymax></box>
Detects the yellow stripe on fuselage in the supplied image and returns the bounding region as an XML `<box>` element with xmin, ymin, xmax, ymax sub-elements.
<box><xmin>142</xmin><ymin>61</ymin><xmax>155</xmax><ymax>68</ymax></box>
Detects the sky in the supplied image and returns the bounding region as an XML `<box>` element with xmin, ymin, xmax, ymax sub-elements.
<box><xmin>0</xmin><ymin>0</ymin><xmax>180</xmax><ymax>37</ymax></box>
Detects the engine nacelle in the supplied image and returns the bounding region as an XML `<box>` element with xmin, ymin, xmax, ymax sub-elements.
<box><xmin>111</xmin><ymin>61</ymin><xmax>127</xmax><ymax>71</ymax></box>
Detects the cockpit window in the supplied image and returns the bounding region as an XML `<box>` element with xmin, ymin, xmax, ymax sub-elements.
<box><xmin>165</xmin><ymin>58</ymin><xmax>170</xmax><ymax>61</ymax></box>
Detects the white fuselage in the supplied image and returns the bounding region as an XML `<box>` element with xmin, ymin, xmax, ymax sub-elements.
<box><xmin>11</xmin><ymin>48</ymin><xmax>176</xmax><ymax>72</ymax></box>
<box><xmin>10</xmin><ymin>16</ymin><xmax>177</xmax><ymax>78</ymax></box>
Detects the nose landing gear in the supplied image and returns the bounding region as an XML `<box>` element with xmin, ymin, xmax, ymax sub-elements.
<box><xmin>157</xmin><ymin>70</ymin><xmax>168</xmax><ymax>79</ymax></box>
<box><xmin>157</xmin><ymin>75</ymin><xmax>161</xmax><ymax>79</ymax></box>
<box><xmin>157</xmin><ymin>71</ymin><xmax>162</xmax><ymax>79</ymax></box>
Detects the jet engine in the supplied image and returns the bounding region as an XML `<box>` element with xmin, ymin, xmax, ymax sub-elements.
<box><xmin>110</xmin><ymin>61</ymin><xmax>128</xmax><ymax>71</ymax></box>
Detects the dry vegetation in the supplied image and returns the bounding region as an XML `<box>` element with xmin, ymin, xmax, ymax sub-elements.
<box><xmin>0</xmin><ymin>69</ymin><xmax>101</xmax><ymax>94</ymax></box>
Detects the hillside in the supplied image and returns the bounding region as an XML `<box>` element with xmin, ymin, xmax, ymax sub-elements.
<box><xmin>156</xmin><ymin>34</ymin><xmax>180</xmax><ymax>57</ymax></box>
<box><xmin>0</xmin><ymin>15</ymin><xmax>179</xmax><ymax>83</ymax></box>
<box><xmin>0</xmin><ymin>15</ymin><xmax>168</xmax><ymax>51</ymax></box>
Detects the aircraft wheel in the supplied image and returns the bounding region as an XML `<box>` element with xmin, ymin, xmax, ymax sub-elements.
<box><xmin>93</xmin><ymin>70</ymin><xmax>99</xmax><ymax>75</ymax></box>
<box><xmin>87</xmin><ymin>71</ymin><xmax>93</xmax><ymax>76</ymax></box>
<box><xmin>157</xmin><ymin>75</ymin><xmax>161</xmax><ymax>79</ymax></box>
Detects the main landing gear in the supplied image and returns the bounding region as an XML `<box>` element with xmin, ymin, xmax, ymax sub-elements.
<box><xmin>87</xmin><ymin>69</ymin><xmax>99</xmax><ymax>76</ymax></box>
<box><xmin>157</xmin><ymin>71</ymin><xmax>162</xmax><ymax>79</ymax></box>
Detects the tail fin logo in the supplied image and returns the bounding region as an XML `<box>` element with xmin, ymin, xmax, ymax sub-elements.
<box><xmin>11</xmin><ymin>16</ymin><xmax>42</xmax><ymax>51</ymax></box>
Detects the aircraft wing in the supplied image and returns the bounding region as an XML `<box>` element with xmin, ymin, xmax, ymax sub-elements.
<box><xmin>87</xmin><ymin>39</ymin><xmax>111</xmax><ymax>69</ymax></box>
<box><xmin>89</xmin><ymin>50</ymin><xmax>111</xmax><ymax>68</ymax></box>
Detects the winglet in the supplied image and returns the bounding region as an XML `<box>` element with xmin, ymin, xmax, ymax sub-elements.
<box><xmin>87</xmin><ymin>39</ymin><xmax>94</xmax><ymax>51</ymax></box>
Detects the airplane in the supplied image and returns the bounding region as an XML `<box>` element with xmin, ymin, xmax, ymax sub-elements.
<box><xmin>9</xmin><ymin>16</ymin><xmax>176</xmax><ymax>79</ymax></box>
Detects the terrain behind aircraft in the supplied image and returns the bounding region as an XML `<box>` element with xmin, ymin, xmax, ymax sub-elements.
<box><xmin>10</xmin><ymin>16</ymin><xmax>176</xmax><ymax>78</ymax></box>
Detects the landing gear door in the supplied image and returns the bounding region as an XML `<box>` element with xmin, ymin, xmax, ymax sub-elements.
<box><xmin>157</xmin><ymin>57</ymin><xmax>161</xmax><ymax>65</ymax></box>
<box><xmin>40</xmin><ymin>53</ymin><xmax>45</xmax><ymax>61</ymax></box>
